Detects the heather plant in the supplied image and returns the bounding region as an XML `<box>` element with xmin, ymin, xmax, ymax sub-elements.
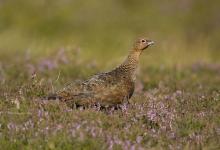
<box><xmin>0</xmin><ymin>0</ymin><xmax>220</xmax><ymax>149</ymax></box>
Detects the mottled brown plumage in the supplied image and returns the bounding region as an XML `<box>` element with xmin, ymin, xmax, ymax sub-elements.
<box><xmin>47</xmin><ymin>38</ymin><xmax>154</xmax><ymax>107</ymax></box>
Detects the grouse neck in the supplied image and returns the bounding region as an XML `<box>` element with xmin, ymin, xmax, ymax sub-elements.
<box><xmin>116</xmin><ymin>50</ymin><xmax>141</xmax><ymax>78</ymax></box>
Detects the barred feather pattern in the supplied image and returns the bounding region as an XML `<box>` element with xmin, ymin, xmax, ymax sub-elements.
<box><xmin>46</xmin><ymin>38</ymin><xmax>154</xmax><ymax>107</ymax></box>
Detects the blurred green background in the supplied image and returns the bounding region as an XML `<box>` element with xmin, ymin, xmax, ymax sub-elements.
<box><xmin>0</xmin><ymin>0</ymin><xmax>220</xmax><ymax>68</ymax></box>
<box><xmin>0</xmin><ymin>1</ymin><xmax>220</xmax><ymax>149</ymax></box>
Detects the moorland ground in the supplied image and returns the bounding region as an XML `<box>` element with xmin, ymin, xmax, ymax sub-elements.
<box><xmin>0</xmin><ymin>0</ymin><xmax>220</xmax><ymax>149</ymax></box>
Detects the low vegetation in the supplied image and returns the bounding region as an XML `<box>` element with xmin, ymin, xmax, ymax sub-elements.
<box><xmin>0</xmin><ymin>49</ymin><xmax>219</xmax><ymax>149</ymax></box>
<box><xmin>0</xmin><ymin>0</ymin><xmax>220</xmax><ymax>149</ymax></box>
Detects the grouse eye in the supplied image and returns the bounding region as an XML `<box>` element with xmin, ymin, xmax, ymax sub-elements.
<box><xmin>141</xmin><ymin>39</ymin><xmax>146</xmax><ymax>43</ymax></box>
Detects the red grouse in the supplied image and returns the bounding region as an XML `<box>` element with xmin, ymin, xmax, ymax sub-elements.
<box><xmin>47</xmin><ymin>38</ymin><xmax>154</xmax><ymax>107</ymax></box>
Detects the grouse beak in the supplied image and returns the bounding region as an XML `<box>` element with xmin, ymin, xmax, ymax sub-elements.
<box><xmin>147</xmin><ymin>41</ymin><xmax>154</xmax><ymax>46</ymax></box>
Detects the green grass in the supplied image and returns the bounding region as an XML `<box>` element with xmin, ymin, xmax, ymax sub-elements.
<box><xmin>0</xmin><ymin>54</ymin><xmax>219</xmax><ymax>149</ymax></box>
<box><xmin>0</xmin><ymin>0</ymin><xmax>220</xmax><ymax>149</ymax></box>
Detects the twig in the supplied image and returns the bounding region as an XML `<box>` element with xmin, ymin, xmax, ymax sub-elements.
<box><xmin>55</xmin><ymin>70</ymin><xmax>61</xmax><ymax>82</ymax></box>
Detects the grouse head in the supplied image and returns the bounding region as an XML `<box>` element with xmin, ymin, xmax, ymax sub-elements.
<box><xmin>133</xmin><ymin>38</ymin><xmax>154</xmax><ymax>51</ymax></box>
